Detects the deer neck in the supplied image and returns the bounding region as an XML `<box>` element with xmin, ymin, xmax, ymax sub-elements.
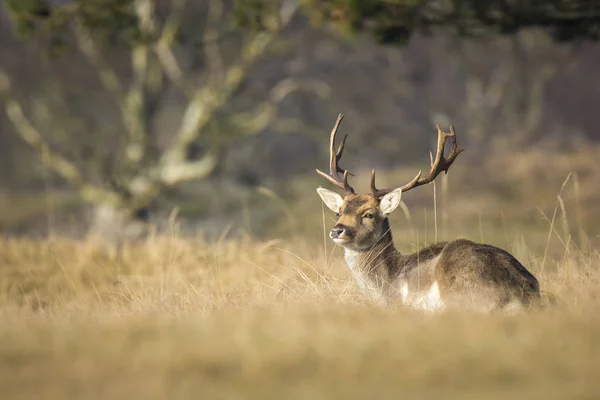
<box><xmin>342</xmin><ymin>219</ymin><xmax>402</xmax><ymax>304</ymax></box>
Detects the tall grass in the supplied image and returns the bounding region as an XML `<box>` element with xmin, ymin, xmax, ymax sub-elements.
<box><xmin>1</xmin><ymin>149</ymin><xmax>600</xmax><ymax>399</ymax></box>
<box><xmin>0</xmin><ymin>213</ymin><xmax>598</xmax><ymax>399</ymax></box>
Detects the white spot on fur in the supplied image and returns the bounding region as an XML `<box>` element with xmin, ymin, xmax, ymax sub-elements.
<box><xmin>400</xmin><ymin>282</ymin><xmax>409</xmax><ymax>303</ymax></box>
<box><xmin>401</xmin><ymin>281</ymin><xmax>445</xmax><ymax>313</ymax></box>
<box><xmin>503</xmin><ymin>301</ymin><xmax>523</xmax><ymax>315</ymax></box>
<box><xmin>345</xmin><ymin>249</ymin><xmax>446</xmax><ymax>311</ymax></box>
<box><xmin>425</xmin><ymin>281</ymin><xmax>445</xmax><ymax>311</ymax></box>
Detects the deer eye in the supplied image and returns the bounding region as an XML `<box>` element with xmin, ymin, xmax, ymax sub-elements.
<box><xmin>335</xmin><ymin>212</ymin><xmax>340</xmax><ymax>218</ymax></box>
<box><xmin>363</xmin><ymin>213</ymin><xmax>374</xmax><ymax>219</ymax></box>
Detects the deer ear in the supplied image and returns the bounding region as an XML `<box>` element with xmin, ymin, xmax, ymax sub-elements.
<box><xmin>316</xmin><ymin>188</ymin><xmax>344</xmax><ymax>213</ymax></box>
<box><xmin>379</xmin><ymin>188</ymin><xmax>402</xmax><ymax>216</ymax></box>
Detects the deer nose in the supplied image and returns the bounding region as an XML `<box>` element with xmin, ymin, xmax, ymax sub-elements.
<box><xmin>330</xmin><ymin>227</ymin><xmax>345</xmax><ymax>239</ymax></box>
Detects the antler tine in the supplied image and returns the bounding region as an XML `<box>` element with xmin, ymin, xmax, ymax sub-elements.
<box><xmin>316</xmin><ymin>114</ymin><xmax>355</xmax><ymax>194</ymax></box>
<box><xmin>335</xmin><ymin>134</ymin><xmax>351</xmax><ymax>174</ymax></box>
<box><xmin>370</xmin><ymin>169</ymin><xmax>422</xmax><ymax>198</ymax></box>
<box><xmin>371</xmin><ymin>125</ymin><xmax>464</xmax><ymax>198</ymax></box>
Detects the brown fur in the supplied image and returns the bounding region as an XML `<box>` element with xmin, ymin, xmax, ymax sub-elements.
<box><xmin>324</xmin><ymin>193</ymin><xmax>540</xmax><ymax>311</ymax></box>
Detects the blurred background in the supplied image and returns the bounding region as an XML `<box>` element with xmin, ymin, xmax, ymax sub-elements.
<box><xmin>1</xmin><ymin>0</ymin><xmax>599</xmax><ymax>252</ymax></box>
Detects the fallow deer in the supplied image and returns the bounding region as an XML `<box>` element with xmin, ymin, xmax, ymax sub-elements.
<box><xmin>316</xmin><ymin>114</ymin><xmax>540</xmax><ymax>313</ymax></box>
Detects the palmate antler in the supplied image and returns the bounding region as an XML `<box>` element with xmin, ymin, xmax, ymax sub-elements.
<box><xmin>315</xmin><ymin>113</ymin><xmax>355</xmax><ymax>194</ymax></box>
<box><xmin>316</xmin><ymin>114</ymin><xmax>464</xmax><ymax>198</ymax></box>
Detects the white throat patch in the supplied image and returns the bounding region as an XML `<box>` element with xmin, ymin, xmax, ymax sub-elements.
<box><xmin>343</xmin><ymin>249</ymin><xmax>387</xmax><ymax>305</ymax></box>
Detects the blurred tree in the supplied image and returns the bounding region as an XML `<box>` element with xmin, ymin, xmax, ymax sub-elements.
<box><xmin>0</xmin><ymin>0</ymin><xmax>328</xmax><ymax>244</ymax></box>
<box><xmin>427</xmin><ymin>30</ymin><xmax>575</xmax><ymax>152</ymax></box>
<box><xmin>302</xmin><ymin>0</ymin><xmax>600</xmax><ymax>45</ymax></box>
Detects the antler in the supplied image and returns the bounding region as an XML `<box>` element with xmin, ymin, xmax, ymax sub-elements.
<box><xmin>371</xmin><ymin>125</ymin><xmax>464</xmax><ymax>198</ymax></box>
<box><xmin>316</xmin><ymin>113</ymin><xmax>355</xmax><ymax>194</ymax></box>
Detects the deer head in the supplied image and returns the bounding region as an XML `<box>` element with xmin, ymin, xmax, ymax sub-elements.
<box><xmin>316</xmin><ymin>113</ymin><xmax>464</xmax><ymax>251</ymax></box>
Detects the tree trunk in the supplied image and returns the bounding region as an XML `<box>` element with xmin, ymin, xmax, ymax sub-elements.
<box><xmin>87</xmin><ymin>203</ymin><xmax>150</xmax><ymax>252</ymax></box>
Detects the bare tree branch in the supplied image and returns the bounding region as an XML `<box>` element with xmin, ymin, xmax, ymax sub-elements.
<box><xmin>269</xmin><ymin>77</ymin><xmax>330</xmax><ymax>102</ymax></box>
<box><xmin>72</xmin><ymin>3</ymin><xmax>154</xmax><ymax>168</ymax></box>
<box><xmin>161</xmin><ymin>1</ymin><xmax>301</xmax><ymax>167</ymax></box>
<box><xmin>154</xmin><ymin>0</ymin><xmax>188</xmax><ymax>94</ymax></box>
<box><xmin>229</xmin><ymin>77</ymin><xmax>331</xmax><ymax>136</ymax></box>
<box><xmin>202</xmin><ymin>0</ymin><xmax>226</xmax><ymax>82</ymax></box>
<box><xmin>115</xmin><ymin>150</ymin><xmax>219</xmax><ymax>210</ymax></box>
<box><xmin>0</xmin><ymin>69</ymin><xmax>123</xmax><ymax>207</ymax></box>
<box><xmin>2</xmin><ymin>0</ymin><xmax>306</xmax><ymax>219</ymax></box>
<box><xmin>72</xmin><ymin>19</ymin><xmax>124</xmax><ymax>102</ymax></box>
<box><xmin>157</xmin><ymin>154</ymin><xmax>219</xmax><ymax>186</ymax></box>
<box><xmin>144</xmin><ymin>76</ymin><xmax>328</xmax><ymax>190</ymax></box>
<box><xmin>121</xmin><ymin>0</ymin><xmax>160</xmax><ymax>167</ymax></box>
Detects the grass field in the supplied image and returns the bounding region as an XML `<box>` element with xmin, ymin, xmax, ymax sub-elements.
<box><xmin>1</xmin><ymin>151</ymin><xmax>600</xmax><ymax>400</ymax></box>
<box><xmin>0</xmin><ymin>229</ymin><xmax>599</xmax><ymax>399</ymax></box>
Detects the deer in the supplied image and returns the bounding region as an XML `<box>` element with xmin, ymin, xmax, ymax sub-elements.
<box><xmin>316</xmin><ymin>114</ymin><xmax>540</xmax><ymax>313</ymax></box>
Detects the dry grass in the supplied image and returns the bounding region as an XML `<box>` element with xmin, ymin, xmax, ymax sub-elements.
<box><xmin>2</xmin><ymin>148</ymin><xmax>600</xmax><ymax>399</ymax></box>
<box><xmin>0</xmin><ymin>228</ymin><xmax>599</xmax><ymax>400</ymax></box>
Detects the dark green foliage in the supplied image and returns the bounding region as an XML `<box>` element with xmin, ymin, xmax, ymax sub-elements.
<box><xmin>233</xmin><ymin>0</ymin><xmax>270</xmax><ymax>31</ymax></box>
<box><xmin>6</xmin><ymin>0</ymin><xmax>600</xmax><ymax>46</ymax></box>
<box><xmin>5</xmin><ymin>0</ymin><xmax>282</xmax><ymax>49</ymax></box>
<box><xmin>303</xmin><ymin>0</ymin><xmax>600</xmax><ymax>45</ymax></box>
<box><xmin>74</xmin><ymin>0</ymin><xmax>139</xmax><ymax>44</ymax></box>
<box><xmin>233</xmin><ymin>0</ymin><xmax>286</xmax><ymax>32</ymax></box>
<box><xmin>4</xmin><ymin>0</ymin><xmax>139</xmax><ymax>44</ymax></box>
<box><xmin>5</xmin><ymin>0</ymin><xmax>51</xmax><ymax>38</ymax></box>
